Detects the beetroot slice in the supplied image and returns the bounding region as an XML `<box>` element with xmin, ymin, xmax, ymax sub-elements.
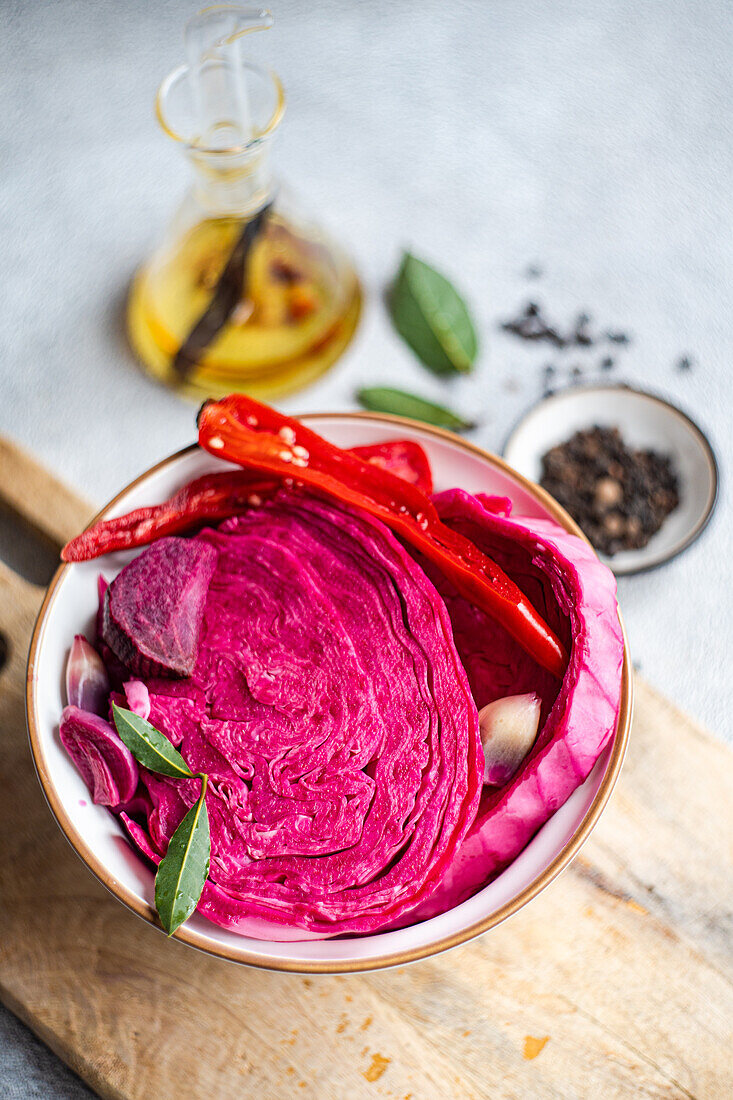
<box><xmin>102</xmin><ymin>537</ymin><xmax>217</xmax><ymax>678</ymax></box>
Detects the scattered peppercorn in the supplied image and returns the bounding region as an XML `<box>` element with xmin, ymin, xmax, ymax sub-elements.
<box><xmin>573</xmin><ymin>313</ymin><xmax>593</xmax><ymax>346</ymax></box>
<box><xmin>541</xmin><ymin>363</ymin><xmax>556</xmax><ymax>395</ymax></box>
<box><xmin>540</xmin><ymin>426</ymin><xmax>680</xmax><ymax>556</ymax></box>
<box><xmin>501</xmin><ymin>302</ymin><xmax>566</xmax><ymax>347</ymax></box>
<box><xmin>600</xmin><ymin>356</ymin><xmax>615</xmax><ymax>371</ymax></box>
<box><xmin>502</xmin><ymin>302</ymin><xmax>630</xmax><ymax>352</ymax></box>
<box><xmin>571</xmin><ymin>365</ymin><xmax>584</xmax><ymax>382</ymax></box>
<box><xmin>524</xmin><ymin>264</ymin><xmax>543</xmax><ymax>279</ymax></box>
<box><xmin>677</xmin><ymin>355</ymin><xmax>693</xmax><ymax>372</ymax></box>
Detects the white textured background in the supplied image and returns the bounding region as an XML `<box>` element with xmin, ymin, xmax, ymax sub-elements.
<box><xmin>0</xmin><ymin>0</ymin><xmax>730</xmax><ymax>1093</ymax></box>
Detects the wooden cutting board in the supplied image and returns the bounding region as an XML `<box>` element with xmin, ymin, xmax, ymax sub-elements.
<box><xmin>1</xmin><ymin>437</ymin><xmax>731</xmax><ymax>1100</ymax></box>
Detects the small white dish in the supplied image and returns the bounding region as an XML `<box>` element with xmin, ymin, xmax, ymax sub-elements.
<box><xmin>503</xmin><ymin>384</ymin><xmax>718</xmax><ymax>576</ymax></box>
<box><xmin>27</xmin><ymin>414</ymin><xmax>631</xmax><ymax>973</ymax></box>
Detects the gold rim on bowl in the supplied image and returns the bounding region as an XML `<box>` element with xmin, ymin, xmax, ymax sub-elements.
<box><xmin>26</xmin><ymin>413</ymin><xmax>633</xmax><ymax>974</ymax></box>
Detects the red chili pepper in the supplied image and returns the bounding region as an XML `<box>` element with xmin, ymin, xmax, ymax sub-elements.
<box><xmin>61</xmin><ymin>440</ymin><xmax>432</xmax><ymax>562</ymax></box>
<box><xmin>351</xmin><ymin>440</ymin><xmax>433</xmax><ymax>494</ymax></box>
<box><xmin>62</xmin><ymin>472</ymin><xmax>276</xmax><ymax>562</ymax></box>
<box><xmin>198</xmin><ymin>395</ymin><xmax>568</xmax><ymax>678</ymax></box>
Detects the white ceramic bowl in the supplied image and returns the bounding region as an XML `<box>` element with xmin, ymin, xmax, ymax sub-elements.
<box><xmin>27</xmin><ymin>414</ymin><xmax>631</xmax><ymax>973</ymax></box>
<box><xmin>503</xmin><ymin>384</ymin><xmax>719</xmax><ymax>576</ymax></box>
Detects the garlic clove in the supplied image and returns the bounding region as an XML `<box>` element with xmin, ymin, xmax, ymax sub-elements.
<box><xmin>123</xmin><ymin>679</ymin><xmax>151</xmax><ymax>721</ymax></box>
<box><xmin>59</xmin><ymin>705</ymin><xmax>138</xmax><ymax>807</ymax></box>
<box><xmin>478</xmin><ymin>692</ymin><xmax>541</xmax><ymax>786</ymax></box>
<box><xmin>65</xmin><ymin>634</ymin><xmax>110</xmax><ymax>715</ymax></box>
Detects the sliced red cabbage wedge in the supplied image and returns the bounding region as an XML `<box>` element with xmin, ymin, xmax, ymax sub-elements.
<box><xmin>405</xmin><ymin>489</ymin><xmax>624</xmax><ymax>920</ymax></box>
<box><xmin>125</xmin><ymin>492</ymin><xmax>481</xmax><ymax>938</ymax></box>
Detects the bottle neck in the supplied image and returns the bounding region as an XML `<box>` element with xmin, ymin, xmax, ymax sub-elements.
<box><xmin>188</xmin><ymin>139</ymin><xmax>274</xmax><ymax>217</ymax></box>
<box><xmin>157</xmin><ymin>53</ymin><xmax>285</xmax><ymax>218</ymax></box>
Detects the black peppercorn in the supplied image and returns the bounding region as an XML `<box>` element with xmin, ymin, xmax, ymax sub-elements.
<box><xmin>540</xmin><ymin>426</ymin><xmax>680</xmax><ymax>556</ymax></box>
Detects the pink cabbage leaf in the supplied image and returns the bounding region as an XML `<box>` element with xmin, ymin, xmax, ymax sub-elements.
<box><xmin>406</xmin><ymin>489</ymin><xmax>624</xmax><ymax>919</ymax></box>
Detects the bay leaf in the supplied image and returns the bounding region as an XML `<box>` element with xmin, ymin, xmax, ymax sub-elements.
<box><xmin>154</xmin><ymin>776</ymin><xmax>210</xmax><ymax>936</ymax></box>
<box><xmin>112</xmin><ymin>704</ymin><xmax>193</xmax><ymax>779</ymax></box>
<box><xmin>357</xmin><ymin>387</ymin><xmax>476</xmax><ymax>431</ymax></box>
<box><xmin>389</xmin><ymin>252</ymin><xmax>478</xmax><ymax>374</ymax></box>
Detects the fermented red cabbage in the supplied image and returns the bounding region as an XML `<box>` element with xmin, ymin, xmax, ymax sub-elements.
<box><xmin>63</xmin><ymin>477</ymin><xmax>623</xmax><ymax>940</ymax></box>
<box><xmin>123</xmin><ymin>493</ymin><xmax>481</xmax><ymax>936</ymax></box>
<box><xmin>405</xmin><ymin>489</ymin><xmax>624</xmax><ymax>919</ymax></box>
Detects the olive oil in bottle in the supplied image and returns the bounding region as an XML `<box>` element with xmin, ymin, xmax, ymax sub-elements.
<box><xmin>128</xmin><ymin>7</ymin><xmax>360</xmax><ymax>400</ymax></box>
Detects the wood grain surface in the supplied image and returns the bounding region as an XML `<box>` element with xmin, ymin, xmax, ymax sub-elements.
<box><xmin>0</xmin><ymin>438</ymin><xmax>731</xmax><ymax>1100</ymax></box>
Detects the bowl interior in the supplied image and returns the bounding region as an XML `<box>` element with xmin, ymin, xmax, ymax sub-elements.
<box><xmin>28</xmin><ymin>414</ymin><xmax>630</xmax><ymax>972</ymax></box>
<box><xmin>503</xmin><ymin>386</ymin><xmax>718</xmax><ymax>575</ymax></box>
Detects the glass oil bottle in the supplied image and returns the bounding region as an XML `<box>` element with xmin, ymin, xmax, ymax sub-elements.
<box><xmin>127</xmin><ymin>7</ymin><xmax>361</xmax><ymax>400</ymax></box>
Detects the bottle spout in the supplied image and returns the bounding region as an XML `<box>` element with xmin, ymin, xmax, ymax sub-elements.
<box><xmin>185</xmin><ymin>6</ymin><xmax>274</xmax><ymax>149</ymax></box>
